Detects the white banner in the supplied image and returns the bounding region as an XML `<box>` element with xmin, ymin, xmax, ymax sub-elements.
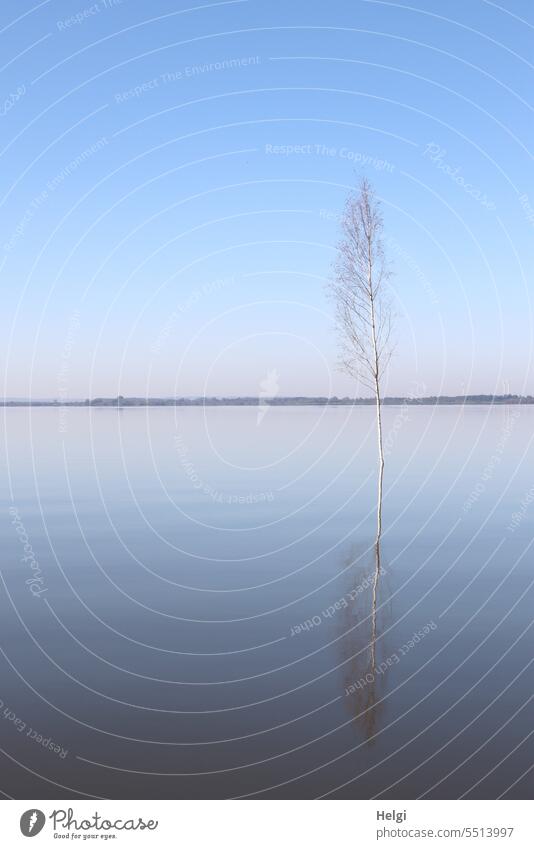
<box><xmin>1</xmin><ymin>800</ymin><xmax>531</xmax><ymax>848</ymax></box>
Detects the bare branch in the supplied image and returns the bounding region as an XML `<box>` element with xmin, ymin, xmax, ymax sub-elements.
<box><xmin>327</xmin><ymin>178</ymin><xmax>393</xmax><ymax>396</ymax></box>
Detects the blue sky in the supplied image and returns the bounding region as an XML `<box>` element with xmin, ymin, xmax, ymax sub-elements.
<box><xmin>1</xmin><ymin>0</ymin><xmax>533</xmax><ymax>398</ymax></box>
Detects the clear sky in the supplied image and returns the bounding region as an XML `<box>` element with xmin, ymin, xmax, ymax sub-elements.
<box><xmin>1</xmin><ymin>0</ymin><xmax>533</xmax><ymax>399</ymax></box>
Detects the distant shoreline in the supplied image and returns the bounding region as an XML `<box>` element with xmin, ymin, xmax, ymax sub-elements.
<box><xmin>2</xmin><ymin>395</ymin><xmax>533</xmax><ymax>407</ymax></box>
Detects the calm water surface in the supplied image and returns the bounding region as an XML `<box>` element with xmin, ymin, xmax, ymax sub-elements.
<box><xmin>1</xmin><ymin>406</ymin><xmax>533</xmax><ymax>798</ymax></box>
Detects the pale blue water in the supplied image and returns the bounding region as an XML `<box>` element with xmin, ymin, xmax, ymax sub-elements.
<box><xmin>1</xmin><ymin>405</ymin><xmax>532</xmax><ymax>798</ymax></box>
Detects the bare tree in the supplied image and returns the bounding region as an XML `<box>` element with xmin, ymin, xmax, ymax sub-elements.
<box><xmin>329</xmin><ymin>177</ymin><xmax>393</xmax><ymax>543</ymax></box>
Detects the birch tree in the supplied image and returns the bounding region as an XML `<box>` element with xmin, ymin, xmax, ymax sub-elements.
<box><xmin>329</xmin><ymin>177</ymin><xmax>393</xmax><ymax>542</ymax></box>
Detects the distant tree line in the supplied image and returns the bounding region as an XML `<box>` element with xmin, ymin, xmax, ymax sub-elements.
<box><xmin>2</xmin><ymin>394</ymin><xmax>533</xmax><ymax>407</ymax></box>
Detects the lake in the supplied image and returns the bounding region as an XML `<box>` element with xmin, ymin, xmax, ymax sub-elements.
<box><xmin>1</xmin><ymin>405</ymin><xmax>532</xmax><ymax>799</ymax></box>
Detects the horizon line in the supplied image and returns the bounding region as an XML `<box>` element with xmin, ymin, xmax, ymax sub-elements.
<box><xmin>2</xmin><ymin>393</ymin><xmax>533</xmax><ymax>407</ymax></box>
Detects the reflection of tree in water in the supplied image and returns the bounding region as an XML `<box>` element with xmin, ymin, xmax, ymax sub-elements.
<box><xmin>328</xmin><ymin>176</ymin><xmax>397</xmax><ymax>741</ymax></box>
<box><xmin>340</xmin><ymin>538</ymin><xmax>391</xmax><ymax>742</ymax></box>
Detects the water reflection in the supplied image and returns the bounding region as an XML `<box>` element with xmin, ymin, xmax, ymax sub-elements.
<box><xmin>341</xmin><ymin>538</ymin><xmax>390</xmax><ymax>742</ymax></box>
<box><xmin>2</xmin><ymin>406</ymin><xmax>532</xmax><ymax>798</ymax></box>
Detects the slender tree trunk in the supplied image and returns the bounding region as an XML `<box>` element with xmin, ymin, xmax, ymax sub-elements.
<box><xmin>374</xmin><ymin>378</ymin><xmax>385</xmax><ymax>544</ymax></box>
<box><xmin>330</xmin><ymin>178</ymin><xmax>391</xmax><ymax>548</ymax></box>
<box><xmin>369</xmin><ymin>282</ymin><xmax>385</xmax><ymax>546</ymax></box>
<box><xmin>370</xmin><ymin>536</ymin><xmax>381</xmax><ymax>672</ymax></box>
